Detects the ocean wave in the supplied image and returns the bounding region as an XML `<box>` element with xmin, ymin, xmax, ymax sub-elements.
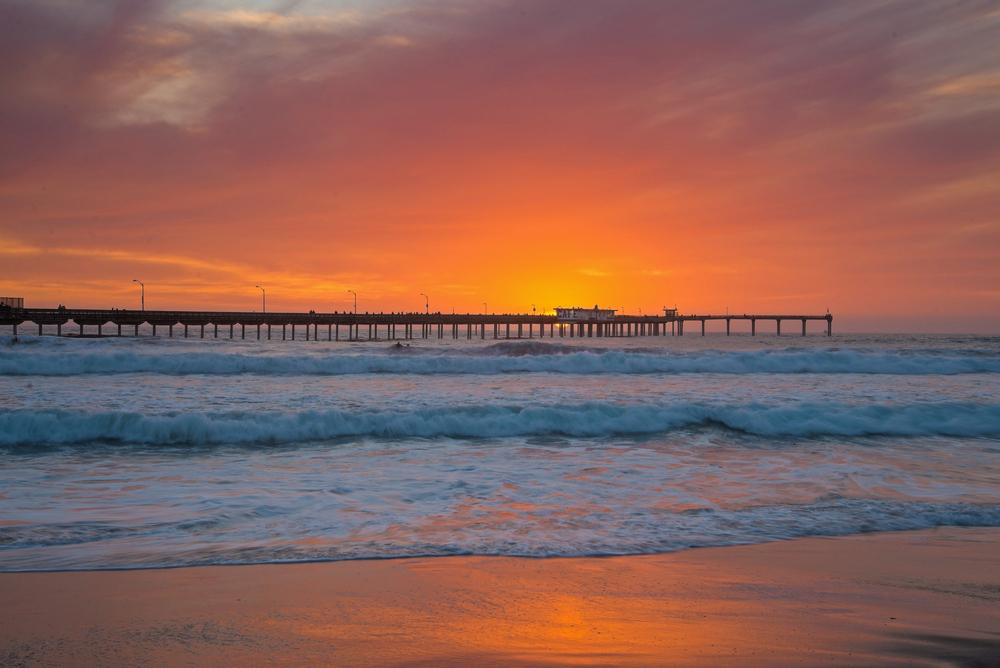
<box><xmin>2</xmin><ymin>401</ymin><xmax>998</xmax><ymax>446</ymax></box>
<box><xmin>2</xmin><ymin>345</ymin><xmax>999</xmax><ymax>376</ymax></box>
<box><xmin>2</xmin><ymin>500</ymin><xmax>998</xmax><ymax>571</ymax></box>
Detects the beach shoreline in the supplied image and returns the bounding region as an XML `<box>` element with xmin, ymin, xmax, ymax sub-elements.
<box><xmin>2</xmin><ymin>527</ymin><xmax>998</xmax><ymax>667</ymax></box>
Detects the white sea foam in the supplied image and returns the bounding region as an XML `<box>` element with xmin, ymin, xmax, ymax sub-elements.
<box><xmin>2</xmin><ymin>345</ymin><xmax>998</xmax><ymax>376</ymax></box>
<box><xmin>2</xmin><ymin>401</ymin><xmax>998</xmax><ymax>446</ymax></box>
<box><xmin>2</xmin><ymin>499</ymin><xmax>998</xmax><ymax>570</ymax></box>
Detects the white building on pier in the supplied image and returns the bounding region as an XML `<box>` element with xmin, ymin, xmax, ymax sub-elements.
<box><xmin>554</xmin><ymin>305</ymin><xmax>616</xmax><ymax>321</ymax></box>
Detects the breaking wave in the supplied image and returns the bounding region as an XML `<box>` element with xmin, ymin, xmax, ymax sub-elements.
<box><xmin>2</xmin><ymin>401</ymin><xmax>998</xmax><ymax>446</ymax></box>
<box><xmin>3</xmin><ymin>499</ymin><xmax>999</xmax><ymax>571</ymax></box>
<box><xmin>2</xmin><ymin>345</ymin><xmax>999</xmax><ymax>376</ymax></box>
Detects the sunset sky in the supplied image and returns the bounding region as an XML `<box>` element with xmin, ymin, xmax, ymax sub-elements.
<box><xmin>1</xmin><ymin>0</ymin><xmax>998</xmax><ymax>331</ymax></box>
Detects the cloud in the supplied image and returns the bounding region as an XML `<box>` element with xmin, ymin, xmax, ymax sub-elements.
<box><xmin>0</xmin><ymin>0</ymin><xmax>998</xmax><ymax>325</ymax></box>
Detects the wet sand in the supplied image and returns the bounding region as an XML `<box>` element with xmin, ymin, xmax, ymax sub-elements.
<box><xmin>1</xmin><ymin>528</ymin><xmax>998</xmax><ymax>667</ymax></box>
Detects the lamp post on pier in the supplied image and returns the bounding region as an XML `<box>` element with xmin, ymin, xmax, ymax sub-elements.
<box><xmin>132</xmin><ymin>279</ymin><xmax>144</xmax><ymax>311</ymax></box>
<box><xmin>255</xmin><ymin>285</ymin><xmax>266</xmax><ymax>313</ymax></box>
<box><xmin>419</xmin><ymin>293</ymin><xmax>429</xmax><ymax>314</ymax></box>
<box><xmin>347</xmin><ymin>290</ymin><xmax>357</xmax><ymax>314</ymax></box>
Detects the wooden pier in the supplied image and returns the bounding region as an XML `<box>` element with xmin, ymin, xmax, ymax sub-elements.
<box><xmin>1</xmin><ymin>308</ymin><xmax>833</xmax><ymax>339</ymax></box>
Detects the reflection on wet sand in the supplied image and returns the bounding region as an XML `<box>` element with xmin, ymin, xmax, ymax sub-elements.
<box><xmin>1</xmin><ymin>528</ymin><xmax>998</xmax><ymax>666</ymax></box>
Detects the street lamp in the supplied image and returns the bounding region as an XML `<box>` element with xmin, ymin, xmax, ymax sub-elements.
<box><xmin>132</xmin><ymin>279</ymin><xmax>144</xmax><ymax>311</ymax></box>
<box><xmin>531</xmin><ymin>304</ymin><xmax>536</xmax><ymax>315</ymax></box>
<box><xmin>483</xmin><ymin>302</ymin><xmax>487</xmax><ymax>314</ymax></box>
<box><xmin>255</xmin><ymin>285</ymin><xmax>266</xmax><ymax>313</ymax></box>
<box><xmin>347</xmin><ymin>289</ymin><xmax>357</xmax><ymax>314</ymax></box>
<box><xmin>419</xmin><ymin>293</ymin><xmax>429</xmax><ymax>314</ymax></box>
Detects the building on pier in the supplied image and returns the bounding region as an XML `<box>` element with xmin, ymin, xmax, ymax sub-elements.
<box><xmin>554</xmin><ymin>305</ymin><xmax>616</xmax><ymax>321</ymax></box>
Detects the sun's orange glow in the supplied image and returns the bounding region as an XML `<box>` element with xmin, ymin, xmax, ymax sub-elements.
<box><xmin>1</xmin><ymin>1</ymin><xmax>998</xmax><ymax>331</ymax></box>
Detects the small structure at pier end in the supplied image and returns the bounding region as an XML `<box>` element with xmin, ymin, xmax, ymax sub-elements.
<box><xmin>0</xmin><ymin>297</ymin><xmax>24</xmax><ymax>311</ymax></box>
<box><xmin>555</xmin><ymin>305</ymin><xmax>616</xmax><ymax>321</ymax></box>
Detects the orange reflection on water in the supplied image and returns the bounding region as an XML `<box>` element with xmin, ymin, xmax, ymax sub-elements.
<box><xmin>263</xmin><ymin>553</ymin><xmax>866</xmax><ymax>666</ymax></box>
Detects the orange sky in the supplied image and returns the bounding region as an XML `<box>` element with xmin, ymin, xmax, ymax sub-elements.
<box><xmin>1</xmin><ymin>1</ymin><xmax>998</xmax><ymax>330</ymax></box>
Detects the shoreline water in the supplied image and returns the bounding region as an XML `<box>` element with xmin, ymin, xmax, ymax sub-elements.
<box><xmin>2</xmin><ymin>528</ymin><xmax>998</xmax><ymax>666</ymax></box>
<box><xmin>2</xmin><ymin>333</ymin><xmax>998</xmax><ymax>573</ymax></box>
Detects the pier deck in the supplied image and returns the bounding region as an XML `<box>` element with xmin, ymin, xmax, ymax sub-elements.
<box><xmin>1</xmin><ymin>308</ymin><xmax>833</xmax><ymax>339</ymax></box>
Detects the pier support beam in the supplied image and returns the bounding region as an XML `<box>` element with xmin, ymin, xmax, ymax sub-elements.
<box><xmin>751</xmin><ymin>319</ymin><xmax>756</xmax><ymax>336</ymax></box>
<box><xmin>776</xmin><ymin>320</ymin><xmax>782</xmax><ymax>336</ymax></box>
<box><xmin>678</xmin><ymin>321</ymin><xmax>684</xmax><ymax>336</ymax></box>
<box><xmin>802</xmin><ymin>319</ymin><xmax>807</xmax><ymax>336</ymax></box>
<box><xmin>701</xmin><ymin>319</ymin><xmax>706</xmax><ymax>336</ymax></box>
<box><xmin>241</xmin><ymin>324</ymin><xmax>245</xmax><ymax>340</ymax></box>
<box><xmin>726</xmin><ymin>319</ymin><xmax>731</xmax><ymax>336</ymax></box>
<box><xmin>827</xmin><ymin>316</ymin><xmax>833</xmax><ymax>336</ymax></box>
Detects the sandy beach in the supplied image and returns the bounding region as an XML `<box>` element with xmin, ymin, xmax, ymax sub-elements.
<box><xmin>1</xmin><ymin>527</ymin><xmax>997</xmax><ymax>667</ymax></box>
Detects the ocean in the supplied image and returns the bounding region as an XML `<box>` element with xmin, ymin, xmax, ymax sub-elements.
<box><xmin>1</xmin><ymin>332</ymin><xmax>998</xmax><ymax>571</ymax></box>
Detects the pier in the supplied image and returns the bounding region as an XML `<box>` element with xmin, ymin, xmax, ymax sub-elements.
<box><xmin>1</xmin><ymin>307</ymin><xmax>833</xmax><ymax>339</ymax></box>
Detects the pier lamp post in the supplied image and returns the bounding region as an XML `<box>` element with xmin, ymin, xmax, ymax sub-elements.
<box><xmin>347</xmin><ymin>290</ymin><xmax>357</xmax><ymax>314</ymax></box>
<box><xmin>531</xmin><ymin>304</ymin><xmax>536</xmax><ymax>315</ymax></box>
<box><xmin>483</xmin><ymin>302</ymin><xmax>487</xmax><ymax>314</ymax></box>
<box><xmin>132</xmin><ymin>279</ymin><xmax>144</xmax><ymax>311</ymax></box>
<box><xmin>255</xmin><ymin>285</ymin><xmax>266</xmax><ymax>313</ymax></box>
<box><xmin>420</xmin><ymin>293</ymin><xmax>429</xmax><ymax>314</ymax></box>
